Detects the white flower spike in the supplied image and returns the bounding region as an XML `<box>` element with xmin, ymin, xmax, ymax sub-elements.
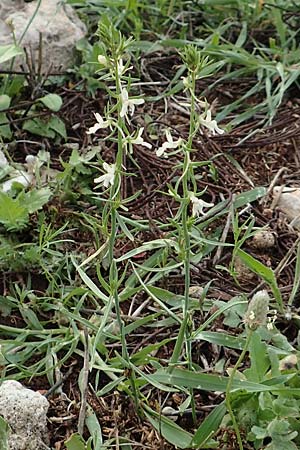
<box><xmin>190</xmin><ymin>195</ymin><xmax>214</xmax><ymax>218</ymax></box>
<box><xmin>120</xmin><ymin>88</ymin><xmax>144</xmax><ymax>118</ymax></box>
<box><xmin>94</xmin><ymin>162</ymin><xmax>116</xmax><ymax>188</ymax></box>
<box><xmin>199</xmin><ymin>109</ymin><xmax>224</xmax><ymax>136</ymax></box>
<box><xmin>156</xmin><ymin>129</ymin><xmax>182</xmax><ymax>158</ymax></box>
<box><xmin>87</xmin><ymin>113</ymin><xmax>111</xmax><ymax>135</ymax></box>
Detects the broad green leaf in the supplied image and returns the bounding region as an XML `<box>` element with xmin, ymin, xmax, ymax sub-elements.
<box><xmin>48</xmin><ymin>115</ymin><xmax>67</xmax><ymax>139</ymax></box>
<box><xmin>267</xmin><ymin>442</ymin><xmax>298</xmax><ymax>450</ymax></box>
<box><xmin>194</xmin><ymin>331</ymin><xmax>246</xmax><ymax>350</ymax></box>
<box><xmin>199</xmin><ymin>187</ymin><xmax>267</xmax><ymax>230</ymax></box>
<box><xmin>96</xmin><ymin>376</ymin><xmax>125</xmax><ymax>396</ymax></box>
<box><xmin>149</xmin><ymin>368</ymin><xmax>300</xmax><ymax>395</ymax></box>
<box><xmin>0</xmin><ymin>192</ymin><xmax>28</xmax><ymax>231</ymax></box>
<box><xmin>132</xmin><ymin>267</ymin><xmax>180</xmax><ymax>323</ymax></box>
<box><xmin>244</xmin><ymin>332</ymin><xmax>269</xmax><ymax>382</ymax></box>
<box><xmin>23</xmin><ymin>118</ymin><xmax>55</xmax><ymax>138</ymax></box>
<box><xmin>0</xmin><ymin>95</ymin><xmax>11</xmax><ymax>111</ymax></box>
<box><xmin>65</xmin><ymin>433</ymin><xmax>86</xmax><ymax>450</ymax></box>
<box><xmin>39</xmin><ymin>93</ymin><xmax>63</xmax><ymax>112</ymax></box>
<box><xmin>146</xmin><ymin>285</ymin><xmax>186</xmax><ymax>307</ymax></box>
<box><xmin>20</xmin><ymin>188</ymin><xmax>52</xmax><ymax>214</ymax></box>
<box><xmin>0</xmin><ymin>113</ymin><xmax>11</xmax><ymax>139</ymax></box>
<box><xmin>0</xmin><ymin>44</ymin><xmax>23</xmax><ymax>64</ymax></box>
<box><xmin>131</xmin><ymin>339</ymin><xmax>171</xmax><ymax>365</ymax></box>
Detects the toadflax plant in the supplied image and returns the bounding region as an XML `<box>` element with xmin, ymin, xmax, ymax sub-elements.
<box><xmin>154</xmin><ymin>45</ymin><xmax>225</xmax><ymax>420</ymax></box>
<box><xmin>83</xmin><ymin>17</ymin><xmax>152</xmax><ymax>406</ymax></box>
<box><xmin>165</xmin><ymin>46</ymin><xmax>224</xmax><ymax>370</ymax></box>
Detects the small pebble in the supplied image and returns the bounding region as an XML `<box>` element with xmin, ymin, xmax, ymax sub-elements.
<box><xmin>250</xmin><ymin>230</ymin><xmax>276</xmax><ymax>250</ymax></box>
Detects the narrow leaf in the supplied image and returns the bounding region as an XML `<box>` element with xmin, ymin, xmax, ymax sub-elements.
<box><xmin>191</xmin><ymin>402</ymin><xmax>226</xmax><ymax>447</ymax></box>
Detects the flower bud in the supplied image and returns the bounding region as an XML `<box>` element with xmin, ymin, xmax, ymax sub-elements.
<box><xmin>98</xmin><ymin>55</ymin><xmax>108</xmax><ymax>66</ymax></box>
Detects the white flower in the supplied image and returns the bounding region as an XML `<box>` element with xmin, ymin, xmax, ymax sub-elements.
<box><xmin>2</xmin><ymin>170</ymin><xmax>33</xmax><ymax>192</ymax></box>
<box><xmin>86</xmin><ymin>113</ymin><xmax>111</xmax><ymax>135</ymax></box>
<box><xmin>94</xmin><ymin>162</ymin><xmax>116</xmax><ymax>188</ymax></box>
<box><xmin>0</xmin><ymin>149</ymin><xmax>8</xmax><ymax>168</ymax></box>
<box><xmin>199</xmin><ymin>109</ymin><xmax>224</xmax><ymax>136</ymax></box>
<box><xmin>156</xmin><ymin>129</ymin><xmax>182</xmax><ymax>158</ymax></box>
<box><xmin>190</xmin><ymin>194</ymin><xmax>214</xmax><ymax>217</ymax></box>
<box><xmin>125</xmin><ymin>127</ymin><xmax>152</xmax><ymax>153</ymax></box>
<box><xmin>120</xmin><ymin>88</ymin><xmax>144</xmax><ymax>118</ymax></box>
<box><xmin>25</xmin><ymin>154</ymin><xmax>39</xmax><ymax>174</ymax></box>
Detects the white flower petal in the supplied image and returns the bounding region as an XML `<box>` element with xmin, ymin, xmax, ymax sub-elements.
<box><xmin>121</xmin><ymin>88</ymin><xmax>128</xmax><ymax>103</ymax></box>
<box><xmin>119</xmin><ymin>88</ymin><xmax>144</xmax><ymax>118</ymax></box>
<box><xmin>94</xmin><ymin>163</ymin><xmax>116</xmax><ymax>188</ymax></box>
<box><xmin>129</xmin><ymin>127</ymin><xmax>152</xmax><ymax>149</ymax></box>
<box><xmin>0</xmin><ymin>149</ymin><xmax>8</xmax><ymax>168</ymax></box>
<box><xmin>120</xmin><ymin>103</ymin><xmax>128</xmax><ymax>118</ymax></box>
<box><xmin>87</xmin><ymin>123</ymin><xmax>102</xmax><ymax>134</ymax></box>
<box><xmin>190</xmin><ymin>195</ymin><xmax>214</xmax><ymax>217</ymax></box>
<box><xmin>142</xmin><ymin>142</ymin><xmax>152</xmax><ymax>149</ymax></box>
<box><xmin>156</xmin><ymin>130</ymin><xmax>181</xmax><ymax>157</ymax></box>
<box><xmin>86</xmin><ymin>113</ymin><xmax>111</xmax><ymax>134</ymax></box>
<box><xmin>132</xmin><ymin>98</ymin><xmax>144</xmax><ymax>106</ymax></box>
<box><xmin>156</xmin><ymin>144</ymin><xmax>168</xmax><ymax>158</ymax></box>
<box><xmin>199</xmin><ymin>109</ymin><xmax>224</xmax><ymax>136</ymax></box>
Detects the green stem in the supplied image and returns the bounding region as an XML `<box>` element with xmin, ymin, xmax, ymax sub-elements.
<box><xmin>169</xmin><ymin>71</ymin><xmax>196</xmax><ymax>368</ymax></box>
<box><xmin>105</xmin><ymin>57</ymin><xmax>139</xmax><ymax>408</ymax></box>
<box><xmin>168</xmin><ymin>70</ymin><xmax>197</xmax><ymax>421</ymax></box>
<box><xmin>225</xmin><ymin>329</ymin><xmax>253</xmax><ymax>450</ymax></box>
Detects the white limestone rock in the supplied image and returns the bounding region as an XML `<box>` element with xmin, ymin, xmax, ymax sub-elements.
<box><xmin>273</xmin><ymin>186</ymin><xmax>300</xmax><ymax>230</ymax></box>
<box><xmin>0</xmin><ymin>380</ymin><xmax>50</xmax><ymax>450</ymax></box>
<box><xmin>0</xmin><ymin>0</ymin><xmax>87</xmax><ymax>71</ymax></box>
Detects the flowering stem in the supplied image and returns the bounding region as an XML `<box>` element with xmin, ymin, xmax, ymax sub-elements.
<box><xmin>105</xmin><ymin>57</ymin><xmax>139</xmax><ymax>408</ymax></box>
<box><xmin>169</xmin><ymin>69</ymin><xmax>197</xmax><ymax>421</ymax></box>
<box><xmin>225</xmin><ymin>328</ymin><xmax>253</xmax><ymax>450</ymax></box>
